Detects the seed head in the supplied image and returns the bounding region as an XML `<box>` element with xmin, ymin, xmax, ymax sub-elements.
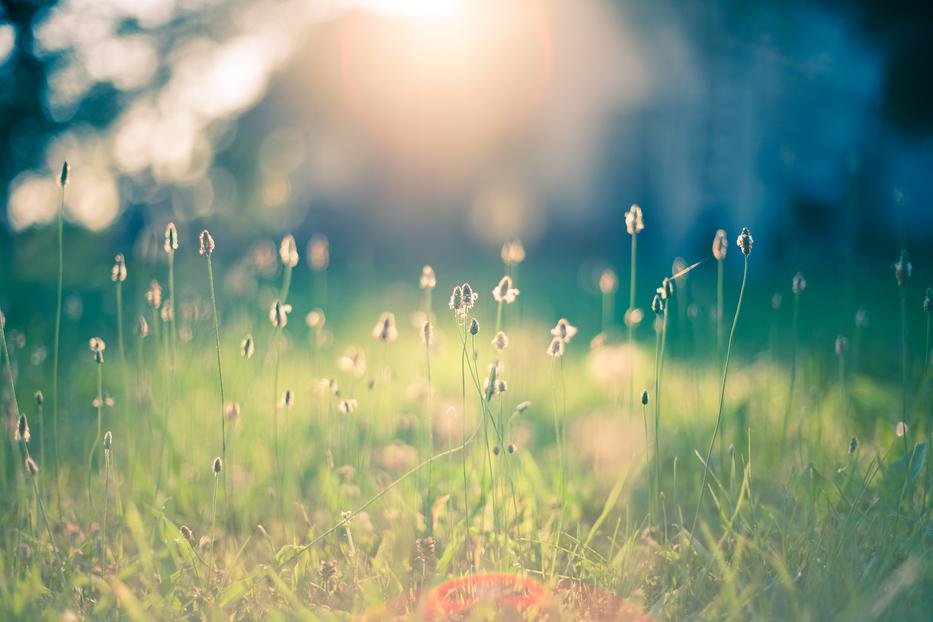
<box><xmin>599</xmin><ymin>269</ymin><xmax>618</xmax><ymax>295</ymax></box>
<box><xmin>372</xmin><ymin>312</ymin><xmax>398</xmax><ymax>342</ymax></box>
<box><xmin>59</xmin><ymin>161</ymin><xmax>70</xmax><ymax>186</ymax></box>
<box><xmin>493</xmin><ymin>445</ymin><xmax>501</xmax><ymax>455</ymax></box>
<box><xmin>448</xmin><ymin>285</ymin><xmax>462</xmax><ymax>312</ymax></box>
<box><xmin>269</xmin><ymin>301</ymin><xmax>292</xmax><ymax>328</ymax></box>
<box><xmin>771</xmin><ymin>293</ymin><xmax>783</xmax><ymax>310</ymax></box>
<box><xmin>736</xmin><ymin>227</ymin><xmax>753</xmax><ymax>256</ymax></box>
<box><xmin>792</xmin><ymin>272</ymin><xmax>807</xmax><ymax>295</ymax></box>
<box><xmin>225</xmin><ymin>402</ymin><xmax>240</xmax><ymax>422</ymax></box>
<box><xmin>492</xmin><ymin>276</ymin><xmax>520</xmax><ymax>304</ymax></box>
<box><xmin>308</xmin><ymin>234</ymin><xmax>329</xmax><ymax>271</ymax></box>
<box><xmin>180</xmin><ymin>525</ymin><xmax>194</xmax><ymax>542</ymax></box>
<box><xmin>199</xmin><ymin>230</ymin><xmax>215</xmax><ymax>256</ymax></box>
<box><xmin>338</xmin><ymin>398</ymin><xmax>358</xmax><ymax>414</ymax></box>
<box><xmin>651</xmin><ymin>293</ymin><xmax>665</xmax><ymax>315</ymax></box>
<box><xmin>657</xmin><ymin>277</ymin><xmax>674</xmax><ymax>300</ymax></box>
<box><xmin>848</xmin><ymin>436</ymin><xmax>858</xmax><ymax>454</ymax></box>
<box><xmin>547</xmin><ymin>336</ymin><xmax>565</xmax><ymax>358</ymax></box>
<box><xmin>146</xmin><ymin>280</ymin><xmax>163</xmax><ymax>309</ymax></box>
<box><xmin>855</xmin><ymin>307</ymin><xmax>869</xmax><ymax>328</ymax></box>
<box><xmin>137</xmin><ymin>315</ymin><xmax>149</xmax><ymax>338</ymax></box>
<box><xmin>895</xmin><ymin>421</ymin><xmax>908</xmax><ymax>437</ymax></box>
<box><xmin>624</xmin><ymin>308</ymin><xmax>644</xmax><ymax>328</ymax></box>
<box><xmin>212</xmin><ymin>456</ymin><xmax>223</xmax><ymax>475</ymax></box>
<box><xmin>923</xmin><ymin>288</ymin><xmax>932</xmax><ymax>313</ymax></box>
<box><xmin>16</xmin><ymin>414</ymin><xmax>30</xmax><ymax>443</ymax></box>
<box><xmin>320</xmin><ymin>559</ymin><xmax>338</xmax><ymax>581</ymax></box>
<box><xmin>419</xmin><ymin>265</ymin><xmax>437</xmax><ymax>290</ymax></box>
<box><xmin>111</xmin><ymin>253</ymin><xmax>127</xmax><ymax>283</ymax></box>
<box><xmin>469</xmin><ymin>318</ymin><xmax>480</xmax><ymax>336</ymax></box>
<box><xmin>306</xmin><ymin>309</ymin><xmax>326</xmax><ymax>330</ymax></box>
<box><xmin>279</xmin><ymin>234</ymin><xmax>299</xmax><ymax>268</ymax></box>
<box><xmin>421</xmin><ymin>321</ymin><xmax>433</xmax><ymax>346</ymax></box>
<box><xmin>103</xmin><ymin>430</ymin><xmax>112</xmax><ymax>451</ymax></box>
<box><xmin>515</xmin><ymin>400</ymin><xmax>531</xmax><ymax>413</ymax></box>
<box><xmin>34</xmin><ymin>390</ymin><xmax>44</xmax><ymax>406</ymax></box>
<box><xmin>164</xmin><ymin>223</ymin><xmax>178</xmax><ymax>254</ymax></box>
<box><xmin>550</xmin><ymin>318</ymin><xmax>577</xmax><ymax>343</ymax></box>
<box><xmin>625</xmin><ymin>204</ymin><xmax>644</xmax><ymax>235</ymax></box>
<box><xmin>507</xmin><ymin>443</ymin><xmax>517</xmax><ymax>454</ymax></box>
<box><xmin>25</xmin><ymin>457</ymin><xmax>39</xmax><ymax>476</ymax></box>
<box><xmin>894</xmin><ymin>250</ymin><xmax>911</xmax><ymax>289</ymax></box>
<box><xmin>280</xmin><ymin>389</ymin><xmax>295</xmax><ymax>408</ymax></box>
<box><xmin>500</xmin><ymin>239</ymin><xmax>526</xmax><ymax>266</ymax></box>
<box><xmin>491</xmin><ymin>330</ymin><xmax>509</xmax><ymax>350</ymax></box>
<box><xmin>835</xmin><ymin>336</ymin><xmax>848</xmax><ymax>357</ymax></box>
<box><xmin>338</xmin><ymin>346</ymin><xmax>367</xmax><ymax>377</ymax></box>
<box><xmin>641</xmin><ymin>390</ymin><xmax>649</xmax><ymax>406</ymax></box>
<box><xmin>712</xmin><ymin>229</ymin><xmax>728</xmax><ymax>261</ymax></box>
<box><xmin>241</xmin><ymin>334</ymin><xmax>255</xmax><ymax>359</ymax></box>
<box><xmin>160</xmin><ymin>303</ymin><xmax>173</xmax><ymax>323</ymax></box>
<box><xmin>89</xmin><ymin>337</ymin><xmax>106</xmax><ymax>364</ymax></box>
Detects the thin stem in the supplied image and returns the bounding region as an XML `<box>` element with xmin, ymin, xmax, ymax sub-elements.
<box><xmin>209</xmin><ymin>474</ymin><xmax>220</xmax><ymax>582</ymax></box>
<box><xmin>87</xmin><ymin>363</ymin><xmax>104</xmax><ymax>509</ymax></box>
<box><xmin>653</xmin><ymin>320</ymin><xmax>662</xmax><ymax>522</ymax></box>
<box><xmin>52</xmin><ymin>184</ymin><xmax>65</xmax><ymax>513</ymax></box>
<box><xmin>101</xmin><ymin>448</ymin><xmax>111</xmax><ymax>574</ymax></box>
<box><xmin>116</xmin><ymin>281</ymin><xmax>127</xmax><ymax>390</ymax></box>
<box><xmin>716</xmin><ymin>259</ymin><xmax>724</xmax><ymax>359</ymax></box>
<box><xmin>781</xmin><ymin>293</ymin><xmax>800</xmax><ymax>453</ymax></box>
<box><xmin>206</xmin><ymin>257</ymin><xmax>227</xmax><ymax>496</ymax></box>
<box><xmin>692</xmin><ymin>254</ymin><xmax>749</xmax><ymax>536</ymax></box>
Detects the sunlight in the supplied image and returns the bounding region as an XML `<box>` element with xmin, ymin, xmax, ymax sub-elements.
<box><xmin>358</xmin><ymin>0</ymin><xmax>464</xmax><ymax>21</ymax></box>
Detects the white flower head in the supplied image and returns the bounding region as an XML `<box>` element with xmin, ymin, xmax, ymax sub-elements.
<box><xmin>372</xmin><ymin>312</ymin><xmax>398</xmax><ymax>343</ymax></box>
<box><xmin>492</xmin><ymin>276</ymin><xmax>520</xmax><ymax>304</ymax></box>
<box><xmin>550</xmin><ymin>318</ymin><xmax>577</xmax><ymax>343</ymax></box>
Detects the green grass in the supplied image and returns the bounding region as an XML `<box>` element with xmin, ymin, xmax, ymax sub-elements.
<box><xmin>0</xmin><ymin>233</ymin><xmax>931</xmax><ymax>621</ymax></box>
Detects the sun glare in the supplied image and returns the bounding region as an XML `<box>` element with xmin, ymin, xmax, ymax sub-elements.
<box><xmin>358</xmin><ymin>0</ymin><xmax>464</xmax><ymax>21</ymax></box>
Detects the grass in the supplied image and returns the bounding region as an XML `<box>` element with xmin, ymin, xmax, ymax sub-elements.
<box><xmin>0</xmin><ymin>220</ymin><xmax>931</xmax><ymax>620</ymax></box>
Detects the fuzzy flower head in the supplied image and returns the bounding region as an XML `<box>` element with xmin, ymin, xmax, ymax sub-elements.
<box><xmin>89</xmin><ymin>337</ymin><xmax>106</xmax><ymax>363</ymax></box>
<box><xmin>657</xmin><ymin>277</ymin><xmax>674</xmax><ymax>301</ymax></box>
<box><xmin>199</xmin><ymin>230</ymin><xmax>215</xmax><ymax>256</ymax></box>
<box><xmin>59</xmin><ymin>161</ymin><xmax>70</xmax><ymax>187</ymax></box>
<box><xmin>338</xmin><ymin>398</ymin><xmax>358</xmax><ymax>414</ymax></box>
<box><xmin>895</xmin><ymin>421</ymin><xmax>908</xmax><ymax>437</ymax></box>
<box><xmin>855</xmin><ymin>307</ymin><xmax>869</xmax><ymax>328</ymax></box>
<box><xmin>491</xmin><ymin>330</ymin><xmax>509</xmax><ymax>350</ymax></box>
<box><xmin>736</xmin><ymin>227</ymin><xmax>753</xmax><ymax>256</ymax></box>
<box><xmin>421</xmin><ymin>321</ymin><xmax>433</xmax><ymax>346</ymax></box>
<box><xmin>279</xmin><ymin>234</ymin><xmax>299</xmax><ymax>268</ymax></box>
<box><xmin>137</xmin><ymin>315</ymin><xmax>149</xmax><ymax>339</ymax></box>
<box><xmin>599</xmin><ymin>269</ymin><xmax>618</xmax><ymax>295</ymax></box>
<box><xmin>338</xmin><ymin>346</ymin><xmax>367</xmax><ymax>377</ymax></box>
<box><xmin>269</xmin><ymin>301</ymin><xmax>292</xmax><ymax>328</ymax></box>
<box><xmin>924</xmin><ymin>288</ymin><xmax>933</xmax><ymax>314</ymax></box>
<box><xmin>712</xmin><ymin>229</ymin><xmax>728</xmax><ymax>261</ymax></box>
<box><xmin>164</xmin><ymin>222</ymin><xmax>178</xmax><ymax>254</ymax></box>
<box><xmin>280</xmin><ymin>389</ymin><xmax>295</xmax><ymax>408</ymax></box>
<box><xmin>547</xmin><ymin>336</ymin><xmax>565</xmax><ymax>358</ymax></box>
<box><xmin>419</xmin><ymin>265</ymin><xmax>436</xmax><ymax>290</ymax></box>
<box><xmin>306</xmin><ymin>309</ymin><xmax>326</xmax><ymax>329</ymax></box>
<box><xmin>500</xmin><ymin>239</ymin><xmax>526</xmax><ymax>266</ymax></box>
<box><xmin>641</xmin><ymin>390</ymin><xmax>649</xmax><ymax>406</ymax></box>
<box><xmin>651</xmin><ymin>293</ymin><xmax>665</xmax><ymax>315</ymax></box>
<box><xmin>848</xmin><ymin>436</ymin><xmax>859</xmax><ymax>454</ymax></box>
<box><xmin>212</xmin><ymin>456</ymin><xmax>223</xmax><ymax>476</ymax></box>
<box><xmin>835</xmin><ymin>336</ymin><xmax>848</xmax><ymax>357</ymax></box>
<box><xmin>146</xmin><ymin>280</ymin><xmax>163</xmax><ymax>309</ymax></box>
<box><xmin>372</xmin><ymin>312</ymin><xmax>398</xmax><ymax>343</ymax></box>
<box><xmin>625</xmin><ymin>204</ymin><xmax>644</xmax><ymax>235</ymax></box>
<box><xmin>550</xmin><ymin>318</ymin><xmax>577</xmax><ymax>343</ymax></box>
<box><xmin>308</xmin><ymin>234</ymin><xmax>329</xmax><ymax>271</ymax></box>
<box><xmin>894</xmin><ymin>250</ymin><xmax>911</xmax><ymax>289</ymax></box>
<box><xmin>16</xmin><ymin>414</ymin><xmax>30</xmax><ymax>443</ymax></box>
<box><xmin>469</xmin><ymin>318</ymin><xmax>480</xmax><ymax>336</ymax></box>
<box><xmin>226</xmin><ymin>402</ymin><xmax>241</xmax><ymax>422</ymax></box>
<box><xmin>103</xmin><ymin>430</ymin><xmax>112</xmax><ymax>451</ymax></box>
<box><xmin>241</xmin><ymin>334</ymin><xmax>255</xmax><ymax>359</ymax></box>
<box><xmin>792</xmin><ymin>272</ymin><xmax>807</xmax><ymax>295</ymax></box>
<box><xmin>111</xmin><ymin>253</ymin><xmax>127</xmax><ymax>283</ymax></box>
<box><xmin>492</xmin><ymin>276</ymin><xmax>520</xmax><ymax>304</ymax></box>
<box><xmin>449</xmin><ymin>283</ymin><xmax>478</xmax><ymax>322</ymax></box>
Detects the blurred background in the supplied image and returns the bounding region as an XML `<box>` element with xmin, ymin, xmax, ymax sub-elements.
<box><xmin>1</xmin><ymin>0</ymin><xmax>932</xmax><ymax>351</ymax></box>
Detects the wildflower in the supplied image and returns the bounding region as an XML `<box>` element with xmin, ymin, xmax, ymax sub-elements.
<box><xmin>16</xmin><ymin>414</ymin><xmax>30</xmax><ymax>443</ymax></box>
<box><xmin>25</xmin><ymin>457</ymin><xmax>39</xmax><ymax>476</ymax></box>
<box><xmin>34</xmin><ymin>390</ymin><xmax>43</xmax><ymax>406</ymax></box>
<box><xmin>448</xmin><ymin>285</ymin><xmax>462</xmax><ymax>312</ymax></box>
<box><xmin>493</xmin><ymin>445</ymin><xmax>501</xmax><ymax>455</ymax></box>
<box><xmin>225</xmin><ymin>402</ymin><xmax>240</xmax><ymax>422</ymax></box>
<box><xmin>848</xmin><ymin>436</ymin><xmax>858</xmax><ymax>454</ymax></box>
<box><xmin>492</xmin><ymin>276</ymin><xmax>520</xmax><ymax>304</ymax></box>
<box><xmin>137</xmin><ymin>316</ymin><xmax>149</xmax><ymax>338</ymax></box>
<box><xmin>771</xmin><ymin>293</ymin><xmax>783</xmax><ymax>310</ymax></box>
<box><xmin>323</xmin><ymin>378</ymin><xmax>340</xmax><ymax>396</ymax></box>
<box><xmin>338</xmin><ymin>347</ymin><xmax>366</xmax><ymax>377</ymax></box>
<box><xmin>280</xmin><ymin>389</ymin><xmax>295</xmax><ymax>408</ymax></box>
<box><xmin>855</xmin><ymin>307</ymin><xmax>869</xmax><ymax>328</ymax></box>
<box><xmin>835</xmin><ymin>336</ymin><xmax>848</xmax><ymax>357</ymax></box>
<box><xmin>495</xmin><ymin>379</ymin><xmax>508</xmax><ymax>394</ymax></box>
<box><xmin>338</xmin><ymin>398</ymin><xmax>358</xmax><ymax>414</ymax></box>
<box><xmin>89</xmin><ymin>337</ymin><xmax>106</xmax><ymax>364</ymax></box>
<box><xmin>736</xmin><ymin>227</ymin><xmax>753</xmax><ymax>256</ymax></box>
<box><xmin>792</xmin><ymin>272</ymin><xmax>807</xmax><ymax>295</ymax></box>
<box><xmin>895</xmin><ymin>421</ymin><xmax>908</xmax><ymax>437</ymax></box>
<box><xmin>308</xmin><ymin>234</ymin><xmax>329</xmax><ymax>271</ymax></box>
<box><xmin>421</xmin><ymin>321</ymin><xmax>433</xmax><ymax>346</ymax></box>
<box><xmin>279</xmin><ymin>234</ymin><xmax>299</xmax><ymax>268</ymax></box>
<box><xmin>320</xmin><ymin>559</ymin><xmax>337</xmax><ymax>581</ymax></box>
<box><xmin>641</xmin><ymin>390</ymin><xmax>649</xmax><ymax>406</ymax></box>
<box><xmin>657</xmin><ymin>277</ymin><xmax>674</xmax><ymax>300</ymax></box>
<box><xmin>624</xmin><ymin>308</ymin><xmax>644</xmax><ymax>328</ymax></box>
<box><xmin>893</xmin><ymin>250</ymin><xmax>911</xmax><ymax>289</ymax></box>
<box><xmin>491</xmin><ymin>330</ymin><xmax>509</xmax><ymax>350</ymax></box>
<box><xmin>515</xmin><ymin>400</ymin><xmax>531</xmax><ymax>413</ymax></box>
<box><xmin>269</xmin><ymin>301</ymin><xmax>292</xmax><ymax>328</ymax></box>
<box><xmin>420</xmin><ymin>265</ymin><xmax>437</xmax><ymax>290</ymax></box>
<box><xmin>712</xmin><ymin>229</ymin><xmax>728</xmax><ymax>260</ymax></box>
<box><xmin>306</xmin><ymin>309</ymin><xmax>326</xmax><ymax>330</ymax></box>
<box><xmin>372</xmin><ymin>312</ymin><xmax>398</xmax><ymax>343</ymax></box>
<box><xmin>212</xmin><ymin>456</ymin><xmax>223</xmax><ymax>475</ymax></box>
<box><xmin>58</xmin><ymin>161</ymin><xmax>70</xmax><ymax>186</ymax></box>
<box><xmin>469</xmin><ymin>318</ymin><xmax>480</xmax><ymax>336</ymax></box>
<box><xmin>160</xmin><ymin>303</ymin><xmax>173</xmax><ymax>323</ymax></box>
<box><xmin>625</xmin><ymin>204</ymin><xmax>644</xmax><ymax>235</ymax></box>
<box><xmin>547</xmin><ymin>337</ymin><xmax>565</xmax><ymax>358</ymax></box>
<box><xmin>599</xmin><ymin>269</ymin><xmax>618</xmax><ymax>295</ymax></box>
<box><xmin>923</xmin><ymin>288</ymin><xmax>932</xmax><ymax>313</ymax></box>
<box><xmin>199</xmin><ymin>230</ymin><xmax>215</xmax><ymax>256</ymax></box>
<box><xmin>550</xmin><ymin>318</ymin><xmax>577</xmax><ymax>343</ymax></box>
<box><xmin>164</xmin><ymin>223</ymin><xmax>178</xmax><ymax>254</ymax></box>
<box><xmin>146</xmin><ymin>280</ymin><xmax>163</xmax><ymax>309</ymax></box>
<box><xmin>651</xmin><ymin>293</ymin><xmax>665</xmax><ymax>315</ymax></box>
<box><xmin>501</xmin><ymin>239</ymin><xmax>526</xmax><ymax>266</ymax></box>
<box><xmin>111</xmin><ymin>253</ymin><xmax>126</xmax><ymax>283</ymax></box>
<box><xmin>507</xmin><ymin>443</ymin><xmax>517</xmax><ymax>454</ymax></box>
<box><xmin>180</xmin><ymin>526</ymin><xmax>194</xmax><ymax>542</ymax></box>
<box><xmin>103</xmin><ymin>430</ymin><xmax>112</xmax><ymax>451</ymax></box>
<box><xmin>241</xmin><ymin>334</ymin><xmax>255</xmax><ymax>359</ymax></box>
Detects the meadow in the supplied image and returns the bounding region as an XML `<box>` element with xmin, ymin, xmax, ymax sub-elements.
<box><xmin>0</xmin><ymin>179</ymin><xmax>931</xmax><ymax>621</ymax></box>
